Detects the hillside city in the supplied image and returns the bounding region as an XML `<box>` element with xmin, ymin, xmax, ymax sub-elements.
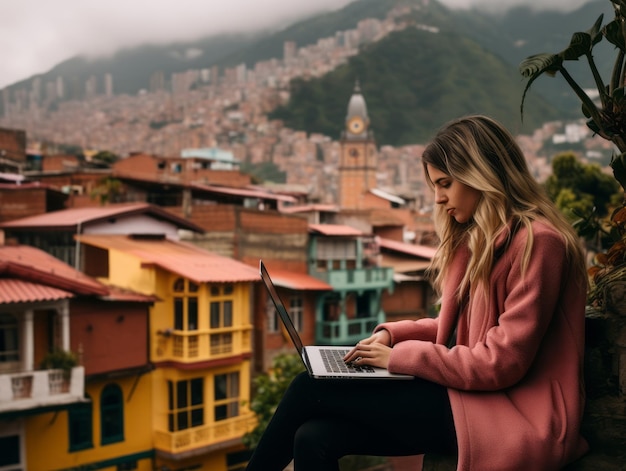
<box><xmin>0</xmin><ymin>3</ymin><xmax>615</xmax><ymax>206</ymax></box>
<box><xmin>1</xmin><ymin>2</ymin><xmax>624</xmax><ymax>471</ymax></box>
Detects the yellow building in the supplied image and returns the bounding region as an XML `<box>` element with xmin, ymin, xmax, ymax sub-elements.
<box><xmin>77</xmin><ymin>233</ymin><xmax>259</xmax><ymax>471</ymax></box>
<box><xmin>0</xmin><ymin>244</ymin><xmax>157</xmax><ymax>471</ymax></box>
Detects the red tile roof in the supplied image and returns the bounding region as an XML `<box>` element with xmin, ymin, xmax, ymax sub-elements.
<box><xmin>281</xmin><ymin>204</ymin><xmax>339</xmax><ymax>214</ymax></box>
<box><xmin>0</xmin><ymin>244</ymin><xmax>109</xmax><ymax>303</ymax></box>
<box><xmin>102</xmin><ymin>284</ymin><xmax>160</xmax><ymax>303</ymax></box>
<box><xmin>191</xmin><ymin>183</ymin><xmax>297</xmax><ymax>203</ymax></box>
<box><xmin>0</xmin><ymin>202</ymin><xmax>204</xmax><ymax>233</ymax></box>
<box><xmin>0</xmin><ymin>279</ymin><xmax>73</xmax><ymax>304</ymax></box>
<box><xmin>77</xmin><ymin>234</ymin><xmax>259</xmax><ymax>283</ymax></box>
<box><xmin>260</xmin><ymin>268</ymin><xmax>332</xmax><ymax>291</ymax></box>
<box><xmin>309</xmin><ymin>223</ymin><xmax>364</xmax><ymax>236</ymax></box>
<box><xmin>378</xmin><ymin>237</ymin><xmax>437</xmax><ymax>259</ymax></box>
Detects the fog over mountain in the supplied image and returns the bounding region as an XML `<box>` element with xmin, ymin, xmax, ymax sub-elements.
<box><xmin>0</xmin><ymin>0</ymin><xmax>597</xmax><ymax>89</ymax></box>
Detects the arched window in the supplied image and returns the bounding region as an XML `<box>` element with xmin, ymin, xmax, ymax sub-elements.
<box><xmin>68</xmin><ymin>394</ymin><xmax>93</xmax><ymax>452</ymax></box>
<box><xmin>100</xmin><ymin>384</ymin><xmax>124</xmax><ymax>445</ymax></box>
<box><xmin>0</xmin><ymin>313</ymin><xmax>19</xmax><ymax>363</ymax></box>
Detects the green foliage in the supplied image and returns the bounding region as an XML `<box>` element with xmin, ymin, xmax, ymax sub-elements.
<box><xmin>39</xmin><ymin>349</ymin><xmax>78</xmax><ymax>379</ymax></box>
<box><xmin>520</xmin><ymin>2</ymin><xmax>626</xmax><ymax>153</ymax></box>
<box><xmin>521</xmin><ymin>2</ymin><xmax>626</xmax><ymax>314</ymax></box>
<box><xmin>90</xmin><ymin>177</ymin><xmax>123</xmax><ymax>205</ymax></box>
<box><xmin>546</xmin><ymin>152</ymin><xmax>620</xmax><ymax>221</ymax></box>
<box><xmin>91</xmin><ymin>150</ymin><xmax>119</xmax><ymax>165</ymax></box>
<box><xmin>243</xmin><ymin>353</ymin><xmax>306</xmax><ymax>450</ymax></box>
<box><xmin>240</xmin><ymin>161</ymin><xmax>286</xmax><ymax>184</ymax></box>
<box><xmin>271</xmin><ymin>27</ymin><xmax>560</xmax><ymax>146</ymax></box>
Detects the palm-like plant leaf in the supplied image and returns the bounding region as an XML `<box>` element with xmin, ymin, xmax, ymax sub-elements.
<box><xmin>603</xmin><ymin>18</ymin><xmax>625</xmax><ymax>51</ymax></box>
<box><xmin>519</xmin><ymin>53</ymin><xmax>563</xmax><ymax>116</ymax></box>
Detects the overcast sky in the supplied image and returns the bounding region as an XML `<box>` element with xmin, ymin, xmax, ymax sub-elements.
<box><xmin>0</xmin><ymin>0</ymin><xmax>592</xmax><ymax>90</ymax></box>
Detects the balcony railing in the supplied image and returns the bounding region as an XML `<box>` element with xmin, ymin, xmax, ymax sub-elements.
<box><xmin>0</xmin><ymin>367</ymin><xmax>85</xmax><ymax>414</ymax></box>
<box><xmin>156</xmin><ymin>326</ymin><xmax>252</xmax><ymax>362</ymax></box>
<box><xmin>318</xmin><ymin>316</ymin><xmax>379</xmax><ymax>346</ymax></box>
<box><xmin>311</xmin><ymin>265</ymin><xmax>394</xmax><ymax>291</ymax></box>
<box><xmin>154</xmin><ymin>412</ymin><xmax>257</xmax><ymax>455</ymax></box>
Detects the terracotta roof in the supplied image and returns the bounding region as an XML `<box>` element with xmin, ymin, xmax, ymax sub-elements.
<box><xmin>0</xmin><ymin>279</ymin><xmax>73</xmax><ymax>304</ymax></box>
<box><xmin>103</xmin><ymin>284</ymin><xmax>160</xmax><ymax>303</ymax></box>
<box><xmin>76</xmin><ymin>234</ymin><xmax>259</xmax><ymax>283</ymax></box>
<box><xmin>0</xmin><ymin>202</ymin><xmax>204</xmax><ymax>233</ymax></box>
<box><xmin>309</xmin><ymin>223</ymin><xmax>364</xmax><ymax>236</ymax></box>
<box><xmin>260</xmin><ymin>268</ymin><xmax>332</xmax><ymax>291</ymax></box>
<box><xmin>191</xmin><ymin>183</ymin><xmax>297</xmax><ymax>203</ymax></box>
<box><xmin>378</xmin><ymin>238</ymin><xmax>436</xmax><ymax>259</ymax></box>
<box><xmin>281</xmin><ymin>204</ymin><xmax>339</xmax><ymax>214</ymax></box>
<box><xmin>381</xmin><ymin>254</ymin><xmax>431</xmax><ymax>274</ymax></box>
<box><xmin>0</xmin><ymin>244</ymin><xmax>109</xmax><ymax>301</ymax></box>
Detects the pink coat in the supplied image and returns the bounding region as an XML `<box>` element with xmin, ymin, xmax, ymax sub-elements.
<box><xmin>377</xmin><ymin>220</ymin><xmax>588</xmax><ymax>470</ymax></box>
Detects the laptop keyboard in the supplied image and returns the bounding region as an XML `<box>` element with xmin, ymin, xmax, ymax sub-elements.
<box><xmin>320</xmin><ymin>348</ymin><xmax>376</xmax><ymax>374</ymax></box>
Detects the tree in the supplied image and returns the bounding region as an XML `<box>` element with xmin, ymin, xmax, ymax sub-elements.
<box><xmin>91</xmin><ymin>150</ymin><xmax>119</xmax><ymax>166</ymax></box>
<box><xmin>545</xmin><ymin>152</ymin><xmax>620</xmax><ymax>221</ymax></box>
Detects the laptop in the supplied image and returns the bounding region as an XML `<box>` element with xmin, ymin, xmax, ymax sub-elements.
<box><xmin>259</xmin><ymin>260</ymin><xmax>413</xmax><ymax>380</ymax></box>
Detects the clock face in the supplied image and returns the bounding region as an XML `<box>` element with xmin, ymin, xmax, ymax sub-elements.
<box><xmin>348</xmin><ymin>116</ymin><xmax>365</xmax><ymax>134</ymax></box>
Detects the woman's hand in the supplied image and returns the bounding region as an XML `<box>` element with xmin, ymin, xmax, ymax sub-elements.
<box><xmin>343</xmin><ymin>329</ymin><xmax>392</xmax><ymax>369</ymax></box>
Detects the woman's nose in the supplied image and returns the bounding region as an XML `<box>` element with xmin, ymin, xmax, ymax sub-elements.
<box><xmin>435</xmin><ymin>190</ymin><xmax>446</xmax><ymax>204</ymax></box>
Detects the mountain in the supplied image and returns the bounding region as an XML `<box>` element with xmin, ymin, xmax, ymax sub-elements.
<box><xmin>216</xmin><ymin>0</ymin><xmax>449</xmax><ymax>68</ymax></box>
<box><xmin>0</xmin><ymin>0</ymin><xmax>614</xmax><ymax>144</ymax></box>
<box><xmin>270</xmin><ymin>26</ymin><xmax>560</xmax><ymax>146</ymax></box>
<box><xmin>22</xmin><ymin>33</ymin><xmax>264</xmax><ymax>97</ymax></box>
<box><xmin>451</xmin><ymin>0</ymin><xmax>614</xmax><ymax>114</ymax></box>
<box><xmin>3</xmin><ymin>0</ymin><xmax>610</xmax><ymax>100</ymax></box>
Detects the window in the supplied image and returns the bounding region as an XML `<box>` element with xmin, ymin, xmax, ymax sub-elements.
<box><xmin>0</xmin><ymin>313</ymin><xmax>19</xmax><ymax>363</ymax></box>
<box><xmin>168</xmin><ymin>378</ymin><xmax>204</xmax><ymax>431</ymax></box>
<box><xmin>69</xmin><ymin>395</ymin><xmax>93</xmax><ymax>451</ymax></box>
<box><xmin>209</xmin><ymin>284</ymin><xmax>235</xmax><ymax>354</ymax></box>
<box><xmin>214</xmin><ymin>372</ymin><xmax>239</xmax><ymax>421</ymax></box>
<box><xmin>101</xmin><ymin>384</ymin><xmax>124</xmax><ymax>445</ymax></box>
<box><xmin>173</xmin><ymin>278</ymin><xmax>198</xmax><ymax>331</ymax></box>
<box><xmin>289</xmin><ymin>296</ymin><xmax>303</xmax><ymax>332</ymax></box>
<box><xmin>0</xmin><ymin>435</ymin><xmax>20</xmax><ymax>468</ymax></box>
<box><xmin>316</xmin><ymin>239</ymin><xmax>357</xmax><ymax>262</ymax></box>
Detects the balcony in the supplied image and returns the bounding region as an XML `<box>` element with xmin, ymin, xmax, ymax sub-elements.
<box><xmin>317</xmin><ymin>316</ymin><xmax>380</xmax><ymax>346</ymax></box>
<box><xmin>154</xmin><ymin>412</ymin><xmax>256</xmax><ymax>457</ymax></box>
<box><xmin>155</xmin><ymin>326</ymin><xmax>252</xmax><ymax>363</ymax></box>
<box><xmin>0</xmin><ymin>367</ymin><xmax>85</xmax><ymax>415</ymax></box>
<box><xmin>311</xmin><ymin>265</ymin><xmax>393</xmax><ymax>291</ymax></box>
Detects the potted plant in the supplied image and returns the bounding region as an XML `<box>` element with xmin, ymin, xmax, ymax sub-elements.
<box><xmin>40</xmin><ymin>349</ymin><xmax>78</xmax><ymax>387</ymax></box>
<box><xmin>519</xmin><ymin>0</ymin><xmax>626</xmax><ymax>316</ymax></box>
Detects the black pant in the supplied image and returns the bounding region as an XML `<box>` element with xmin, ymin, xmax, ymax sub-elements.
<box><xmin>246</xmin><ymin>371</ymin><xmax>457</xmax><ymax>471</ymax></box>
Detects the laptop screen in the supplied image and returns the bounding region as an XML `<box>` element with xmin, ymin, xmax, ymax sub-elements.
<box><xmin>259</xmin><ymin>260</ymin><xmax>305</xmax><ymax>356</ymax></box>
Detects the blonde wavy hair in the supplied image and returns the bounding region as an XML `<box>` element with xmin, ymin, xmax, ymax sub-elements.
<box><xmin>421</xmin><ymin>115</ymin><xmax>586</xmax><ymax>301</ymax></box>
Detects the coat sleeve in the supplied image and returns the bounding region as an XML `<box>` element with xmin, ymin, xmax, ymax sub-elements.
<box><xmin>375</xmin><ymin>318</ymin><xmax>439</xmax><ymax>344</ymax></box>
<box><xmin>386</xmin><ymin>228</ymin><xmax>569</xmax><ymax>391</ymax></box>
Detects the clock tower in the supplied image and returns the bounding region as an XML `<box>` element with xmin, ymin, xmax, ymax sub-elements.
<box><xmin>339</xmin><ymin>81</ymin><xmax>378</xmax><ymax>209</ymax></box>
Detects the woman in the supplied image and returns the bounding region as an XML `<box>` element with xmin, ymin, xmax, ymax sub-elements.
<box><xmin>246</xmin><ymin>115</ymin><xmax>588</xmax><ymax>471</ymax></box>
